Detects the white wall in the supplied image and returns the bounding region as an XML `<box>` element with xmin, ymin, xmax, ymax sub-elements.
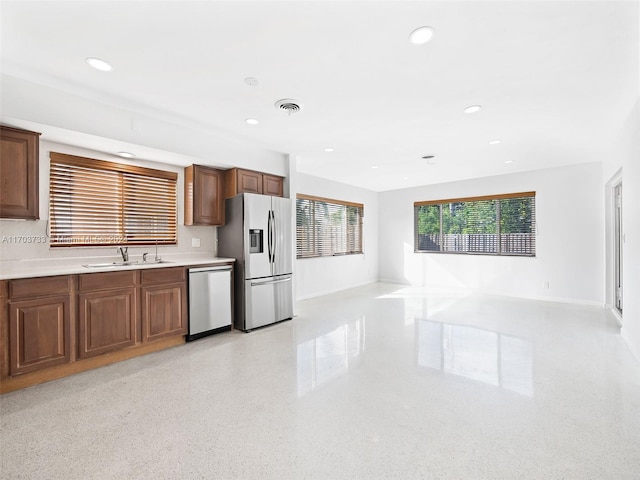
<box><xmin>0</xmin><ymin>140</ymin><xmax>216</xmax><ymax>262</ymax></box>
<box><xmin>1</xmin><ymin>74</ymin><xmax>288</xmax><ymax>176</ymax></box>
<box><xmin>378</xmin><ymin>162</ymin><xmax>604</xmax><ymax>305</ymax></box>
<box><xmin>294</xmin><ymin>173</ymin><xmax>378</xmax><ymax>300</ymax></box>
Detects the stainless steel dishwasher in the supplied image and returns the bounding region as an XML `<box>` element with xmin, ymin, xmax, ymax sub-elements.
<box><xmin>186</xmin><ymin>265</ymin><xmax>233</xmax><ymax>341</ymax></box>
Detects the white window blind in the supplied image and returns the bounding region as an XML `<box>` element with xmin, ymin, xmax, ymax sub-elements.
<box><xmin>296</xmin><ymin>194</ymin><xmax>364</xmax><ymax>258</ymax></box>
<box><xmin>49</xmin><ymin>152</ymin><xmax>177</xmax><ymax>247</ymax></box>
<box><xmin>414</xmin><ymin>192</ymin><xmax>536</xmax><ymax>256</ymax></box>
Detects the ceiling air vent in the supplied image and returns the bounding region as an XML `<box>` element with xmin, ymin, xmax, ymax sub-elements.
<box><xmin>274</xmin><ymin>98</ymin><xmax>302</xmax><ymax>115</ymax></box>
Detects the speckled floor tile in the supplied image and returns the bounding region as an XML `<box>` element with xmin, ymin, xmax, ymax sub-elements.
<box><xmin>2</xmin><ymin>283</ymin><xmax>640</xmax><ymax>479</ymax></box>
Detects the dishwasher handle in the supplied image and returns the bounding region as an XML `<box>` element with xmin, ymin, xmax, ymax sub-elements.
<box><xmin>189</xmin><ymin>266</ymin><xmax>233</xmax><ymax>274</ymax></box>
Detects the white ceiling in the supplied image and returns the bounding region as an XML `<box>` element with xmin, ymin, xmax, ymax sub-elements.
<box><xmin>1</xmin><ymin>0</ymin><xmax>638</xmax><ymax>191</ymax></box>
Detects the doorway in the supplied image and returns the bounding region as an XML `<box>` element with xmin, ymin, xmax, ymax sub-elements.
<box><xmin>614</xmin><ymin>182</ymin><xmax>623</xmax><ymax>314</ymax></box>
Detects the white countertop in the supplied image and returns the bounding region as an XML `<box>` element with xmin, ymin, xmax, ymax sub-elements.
<box><xmin>0</xmin><ymin>253</ymin><xmax>235</xmax><ymax>280</ymax></box>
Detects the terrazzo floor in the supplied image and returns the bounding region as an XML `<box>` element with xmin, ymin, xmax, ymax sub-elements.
<box><xmin>2</xmin><ymin>283</ymin><xmax>640</xmax><ymax>479</ymax></box>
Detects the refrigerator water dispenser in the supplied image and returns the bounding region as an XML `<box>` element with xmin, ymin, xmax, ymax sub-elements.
<box><xmin>249</xmin><ymin>229</ymin><xmax>263</xmax><ymax>253</ymax></box>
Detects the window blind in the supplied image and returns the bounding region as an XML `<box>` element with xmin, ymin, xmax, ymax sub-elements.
<box><xmin>49</xmin><ymin>152</ymin><xmax>177</xmax><ymax>247</ymax></box>
<box><xmin>296</xmin><ymin>194</ymin><xmax>363</xmax><ymax>258</ymax></box>
<box><xmin>414</xmin><ymin>192</ymin><xmax>535</xmax><ymax>256</ymax></box>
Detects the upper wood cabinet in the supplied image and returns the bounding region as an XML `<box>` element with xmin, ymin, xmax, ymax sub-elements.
<box><xmin>225</xmin><ymin>168</ymin><xmax>284</xmax><ymax>198</ymax></box>
<box><xmin>263</xmin><ymin>173</ymin><xmax>284</xmax><ymax>197</ymax></box>
<box><xmin>0</xmin><ymin>125</ymin><xmax>41</xmax><ymax>219</ymax></box>
<box><xmin>184</xmin><ymin>165</ymin><xmax>225</xmax><ymax>226</ymax></box>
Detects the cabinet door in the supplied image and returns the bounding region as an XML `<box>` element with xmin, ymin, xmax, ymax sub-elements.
<box><xmin>78</xmin><ymin>287</ymin><xmax>136</xmax><ymax>358</ymax></box>
<box><xmin>263</xmin><ymin>174</ymin><xmax>284</xmax><ymax>197</ymax></box>
<box><xmin>236</xmin><ymin>169</ymin><xmax>263</xmax><ymax>194</ymax></box>
<box><xmin>9</xmin><ymin>295</ymin><xmax>71</xmax><ymax>375</ymax></box>
<box><xmin>193</xmin><ymin>166</ymin><xmax>224</xmax><ymax>225</ymax></box>
<box><xmin>0</xmin><ymin>126</ymin><xmax>40</xmax><ymax>219</ymax></box>
<box><xmin>184</xmin><ymin>165</ymin><xmax>224</xmax><ymax>226</ymax></box>
<box><xmin>141</xmin><ymin>282</ymin><xmax>186</xmax><ymax>342</ymax></box>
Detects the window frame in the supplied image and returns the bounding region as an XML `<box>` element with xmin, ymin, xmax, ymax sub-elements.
<box><xmin>296</xmin><ymin>194</ymin><xmax>364</xmax><ymax>259</ymax></box>
<box><xmin>414</xmin><ymin>191</ymin><xmax>536</xmax><ymax>257</ymax></box>
<box><xmin>48</xmin><ymin>152</ymin><xmax>178</xmax><ymax>247</ymax></box>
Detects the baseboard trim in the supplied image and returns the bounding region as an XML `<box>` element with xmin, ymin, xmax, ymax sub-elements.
<box><xmin>374</xmin><ymin>280</ymin><xmax>604</xmax><ymax>308</ymax></box>
<box><xmin>621</xmin><ymin>327</ymin><xmax>640</xmax><ymax>365</ymax></box>
<box><xmin>0</xmin><ymin>335</ymin><xmax>185</xmax><ymax>394</ymax></box>
<box><xmin>605</xmin><ymin>304</ymin><xmax>624</xmax><ymax>326</ymax></box>
<box><xmin>296</xmin><ymin>280</ymin><xmax>377</xmax><ymax>301</ymax></box>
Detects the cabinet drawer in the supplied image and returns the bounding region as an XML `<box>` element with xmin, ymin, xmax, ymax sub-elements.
<box><xmin>9</xmin><ymin>275</ymin><xmax>72</xmax><ymax>300</ymax></box>
<box><xmin>79</xmin><ymin>271</ymin><xmax>136</xmax><ymax>291</ymax></box>
<box><xmin>140</xmin><ymin>267</ymin><xmax>185</xmax><ymax>285</ymax></box>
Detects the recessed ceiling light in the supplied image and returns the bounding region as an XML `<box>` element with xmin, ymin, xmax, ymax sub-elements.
<box><xmin>489</xmin><ymin>139</ymin><xmax>501</xmax><ymax>145</ymax></box>
<box><xmin>403</xmin><ymin>177</ymin><xmax>409</xmax><ymax>180</ymax></box>
<box><xmin>371</xmin><ymin>166</ymin><xmax>379</xmax><ymax>169</ymax></box>
<box><xmin>463</xmin><ymin>105</ymin><xmax>482</xmax><ymax>114</ymax></box>
<box><xmin>86</xmin><ymin>57</ymin><xmax>112</xmax><ymax>72</ymax></box>
<box><xmin>505</xmin><ymin>160</ymin><xmax>514</xmax><ymax>164</ymax></box>
<box><xmin>324</xmin><ymin>147</ymin><xmax>334</xmax><ymax>153</ymax></box>
<box><xmin>409</xmin><ymin>26</ymin><xmax>435</xmax><ymax>45</ymax></box>
<box><xmin>245</xmin><ymin>118</ymin><xmax>259</xmax><ymax>125</ymax></box>
<box><xmin>117</xmin><ymin>151</ymin><xmax>135</xmax><ymax>158</ymax></box>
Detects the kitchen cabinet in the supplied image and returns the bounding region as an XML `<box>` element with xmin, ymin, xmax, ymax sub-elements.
<box><xmin>0</xmin><ymin>281</ymin><xmax>8</xmax><ymax>378</ymax></box>
<box><xmin>7</xmin><ymin>276</ymin><xmax>73</xmax><ymax>375</ymax></box>
<box><xmin>140</xmin><ymin>267</ymin><xmax>187</xmax><ymax>342</ymax></box>
<box><xmin>0</xmin><ymin>261</ymin><xmax>229</xmax><ymax>393</ymax></box>
<box><xmin>0</xmin><ymin>125</ymin><xmax>41</xmax><ymax>219</ymax></box>
<box><xmin>224</xmin><ymin>168</ymin><xmax>284</xmax><ymax>198</ymax></box>
<box><xmin>184</xmin><ymin>164</ymin><xmax>225</xmax><ymax>226</ymax></box>
<box><xmin>78</xmin><ymin>271</ymin><xmax>137</xmax><ymax>359</ymax></box>
<box><xmin>263</xmin><ymin>173</ymin><xmax>284</xmax><ymax>197</ymax></box>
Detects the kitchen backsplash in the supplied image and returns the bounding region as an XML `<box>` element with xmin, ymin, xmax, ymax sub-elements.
<box><xmin>0</xmin><ymin>219</ymin><xmax>216</xmax><ymax>261</ymax></box>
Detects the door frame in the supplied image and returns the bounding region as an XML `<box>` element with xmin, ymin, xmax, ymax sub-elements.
<box><xmin>605</xmin><ymin>169</ymin><xmax>623</xmax><ymax>322</ymax></box>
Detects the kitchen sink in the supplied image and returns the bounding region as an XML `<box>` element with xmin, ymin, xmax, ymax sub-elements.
<box><xmin>82</xmin><ymin>260</ymin><xmax>173</xmax><ymax>269</ymax></box>
<box><xmin>82</xmin><ymin>261</ymin><xmax>140</xmax><ymax>268</ymax></box>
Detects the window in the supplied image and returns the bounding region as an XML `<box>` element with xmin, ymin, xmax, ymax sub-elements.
<box><xmin>296</xmin><ymin>194</ymin><xmax>364</xmax><ymax>258</ymax></box>
<box><xmin>414</xmin><ymin>192</ymin><xmax>535</xmax><ymax>256</ymax></box>
<box><xmin>49</xmin><ymin>152</ymin><xmax>177</xmax><ymax>247</ymax></box>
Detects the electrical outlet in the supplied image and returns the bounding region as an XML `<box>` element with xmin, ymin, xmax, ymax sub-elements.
<box><xmin>192</xmin><ymin>238</ymin><xmax>200</xmax><ymax>248</ymax></box>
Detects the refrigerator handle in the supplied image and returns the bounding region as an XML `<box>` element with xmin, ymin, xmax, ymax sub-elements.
<box><xmin>272</xmin><ymin>209</ymin><xmax>277</xmax><ymax>265</ymax></box>
<box><xmin>267</xmin><ymin>210</ymin><xmax>274</xmax><ymax>264</ymax></box>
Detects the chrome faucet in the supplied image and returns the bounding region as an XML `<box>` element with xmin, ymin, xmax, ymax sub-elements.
<box><xmin>154</xmin><ymin>240</ymin><xmax>161</xmax><ymax>263</ymax></box>
<box><xmin>118</xmin><ymin>246</ymin><xmax>129</xmax><ymax>262</ymax></box>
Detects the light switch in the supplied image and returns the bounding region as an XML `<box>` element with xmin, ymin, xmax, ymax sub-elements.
<box><xmin>192</xmin><ymin>238</ymin><xmax>201</xmax><ymax>248</ymax></box>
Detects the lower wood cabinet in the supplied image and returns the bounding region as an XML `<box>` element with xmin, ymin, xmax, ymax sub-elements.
<box><xmin>7</xmin><ymin>275</ymin><xmax>73</xmax><ymax>376</ymax></box>
<box><xmin>141</xmin><ymin>284</ymin><xmax>185</xmax><ymax>341</ymax></box>
<box><xmin>9</xmin><ymin>296</ymin><xmax>71</xmax><ymax>375</ymax></box>
<box><xmin>140</xmin><ymin>267</ymin><xmax>187</xmax><ymax>342</ymax></box>
<box><xmin>78</xmin><ymin>271</ymin><xmax>137</xmax><ymax>359</ymax></box>
<box><xmin>1</xmin><ymin>262</ymin><xmax>228</xmax><ymax>392</ymax></box>
<box><xmin>78</xmin><ymin>287</ymin><xmax>137</xmax><ymax>358</ymax></box>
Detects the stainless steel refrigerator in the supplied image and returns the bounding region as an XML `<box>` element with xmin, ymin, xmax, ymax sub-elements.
<box><xmin>218</xmin><ymin>193</ymin><xmax>293</xmax><ymax>331</ymax></box>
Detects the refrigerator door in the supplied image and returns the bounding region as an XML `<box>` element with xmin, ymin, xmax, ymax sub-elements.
<box><xmin>271</xmin><ymin>196</ymin><xmax>293</xmax><ymax>276</ymax></box>
<box><xmin>243</xmin><ymin>274</ymin><xmax>293</xmax><ymax>331</ymax></box>
<box><xmin>243</xmin><ymin>193</ymin><xmax>273</xmax><ymax>279</ymax></box>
